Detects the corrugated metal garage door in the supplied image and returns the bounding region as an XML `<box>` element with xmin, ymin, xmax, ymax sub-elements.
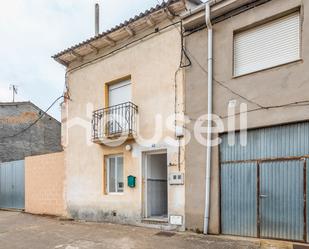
<box><xmin>220</xmin><ymin>122</ymin><xmax>309</xmax><ymax>242</ymax></box>
<box><xmin>0</xmin><ymin>160</ymin><xmax>25</xmax><ymax>210</ymax></box>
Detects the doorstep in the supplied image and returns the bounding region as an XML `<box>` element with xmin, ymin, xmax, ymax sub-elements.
<box><xmin>138</xmin><ymin>217</ymin><xmax>178</xmax><ymax>231</ymax></box>
<box><xmin>142</xmin><ymin>217</ymin><xmax>169</xmax><ymax>224</ymax></box>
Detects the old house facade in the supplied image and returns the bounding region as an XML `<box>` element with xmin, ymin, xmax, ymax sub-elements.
<box><xmin>183</xmin><ymin>0</ymin><xmax>309</xmax><ymax>242</ymax></box>
<box><xmin>54</xmin><ymin>0</ymin><xmax>201</xmax><ymax>230</ymax></box>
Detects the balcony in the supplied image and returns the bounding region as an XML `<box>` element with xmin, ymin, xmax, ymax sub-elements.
<box><xmin>92</xmin><ymin>102</ymin><xmax>138</xmax><ymax>143</ymax></box>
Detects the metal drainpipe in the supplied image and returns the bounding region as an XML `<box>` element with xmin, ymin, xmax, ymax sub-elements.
<box><xmin>203</xmin><ymin>0</ymin><xmax>213</xmax><ymax>235</ymax></box>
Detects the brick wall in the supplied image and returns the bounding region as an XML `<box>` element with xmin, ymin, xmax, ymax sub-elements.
<box><xmin>25</xmin><ymin>152</ymin><xmax>66</xmax><ymax>216</ymax></box>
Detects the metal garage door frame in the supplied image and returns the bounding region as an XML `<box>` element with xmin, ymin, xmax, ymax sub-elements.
<box><xmin>0</xmin><ymin>160</ymin><xmax>25</xmax><ymax>210</ymax></box>
<box><xmin>258</xmin><ymin>157</ymin><xmax>306</xmax><ymax>242</ymax></box>
<box><xmin>220</xmin><ymin>155</ymin><xmax>308</xmax><ymax>242</ymax></box>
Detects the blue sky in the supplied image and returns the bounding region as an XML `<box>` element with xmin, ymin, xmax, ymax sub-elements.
<box><xmin>0</xmin><ymin>0</ymin><xmax>166</xmax><ymax>120</ymax></box>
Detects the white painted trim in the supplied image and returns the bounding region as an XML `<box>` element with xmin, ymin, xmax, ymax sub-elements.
<box><xmin>141</xmin><ymin>149</ymin><xmax>168</xmax><ymax>219</ymax></box>
<box><xmin>106</xmin><ymin>154</ymin><xmax>124</xmax><ymax>194</ymax></box>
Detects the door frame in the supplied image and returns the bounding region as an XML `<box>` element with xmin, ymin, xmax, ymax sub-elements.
<box><xmin>142</xmin><ymin>149</ymin><xmax>168</xmax><ymax>220</ymax></box>
<box><xmin>257</xmin><ymin>158</ymin><xmax>307</xmax><ymax>242</ymax></box>
<box><xmin>0</xmin><ymin>160</ymin><xmax>25</xmax><ymax>210</ymax></box>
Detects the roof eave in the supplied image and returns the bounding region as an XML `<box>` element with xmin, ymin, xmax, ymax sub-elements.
<box><xmin>53</xmin><ymin>0</ymin><xmax>202</xmax><ymax>66</ymax></box>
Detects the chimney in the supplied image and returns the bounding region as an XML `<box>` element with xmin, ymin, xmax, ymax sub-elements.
<box><xmin>95</xmin><ymin>3</ymin><xmax>100</xmax><ymax>36</ymax></box>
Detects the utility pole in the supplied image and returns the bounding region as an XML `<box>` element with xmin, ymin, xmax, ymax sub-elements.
<box><xmin>9</xmin><ymin>84</ymin><xmax>18</xmax><ymax>102</ymax></box>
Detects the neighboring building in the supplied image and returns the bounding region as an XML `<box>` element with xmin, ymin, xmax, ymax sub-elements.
<box><xmin>0</xmin><ymin>101</ymin><xmax>62</xmax><ymax>163</ymax></box>
<box><xmin>0</xmin><ymin>101</ymin><xmax>62</xmax><ymax>210</ymax></box>
<box><xmin>53</xmin><ymin>0</ymin><xmax>201</xmax><ymax>230</ymax></box>
<box><xmin>183</xmin><ymin>0</ymin><xmax>309</xmax><ymax>243</ymax></box>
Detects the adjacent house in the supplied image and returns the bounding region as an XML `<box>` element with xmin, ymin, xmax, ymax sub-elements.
<box><xmin>0</xmin><ymin>101</ymin><xmax>62</xmax><ymax>163</ymax></box>
<box><xmin>183</xmin><ymin>0</ymin><xmax>309</xmax><ymax>242</ymax></box>
<box><xmin>53</xmin><ymin>0</ymin><xmax>201</xmax><ymax>231</ymax></box>
<box><xmin>0</xmin><ymin>101</ymin><xmax>62</xmax><ymax>210</ymax></box>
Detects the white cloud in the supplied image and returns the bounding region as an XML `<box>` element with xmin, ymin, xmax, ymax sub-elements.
<box><xmin>0</xmin><ymin>0</ymin><xmax>161</xmax><ymax>120</ymax></box>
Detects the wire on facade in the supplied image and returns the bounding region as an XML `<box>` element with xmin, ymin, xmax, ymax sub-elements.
<box><xmin>162</xmin><ymin>7</ymin><xmax>264</xmax><ymax>107</ymax></box>
<box><xmin>161</xmin><ymin>5</ymin><xmax>309</xmax><ymax>113</ymax></box>
<box><xmin>178</xmin><ymin>24</ymin><xmax>309</xmax><ymax>113</ymax></box>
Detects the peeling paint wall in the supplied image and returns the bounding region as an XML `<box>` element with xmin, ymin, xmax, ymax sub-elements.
<box><xmin>0</xmin><ymin>102</ymin><xmax>62</xmax><ymax>163</ymax></box>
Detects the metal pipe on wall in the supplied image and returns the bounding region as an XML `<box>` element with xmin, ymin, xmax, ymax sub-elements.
<box><xmin>204</xmin><ymin>0</ymin><xmax>213</xmax><ymax>235</ymax></box>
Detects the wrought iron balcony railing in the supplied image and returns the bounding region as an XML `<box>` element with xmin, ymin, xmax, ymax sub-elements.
<box><xmin>92</xmin><ymin>102</ymin><xmax>138</xmax><ymax>142</ymax></box>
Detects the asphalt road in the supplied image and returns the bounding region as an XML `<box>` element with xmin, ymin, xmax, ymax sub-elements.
<box><xmin>0</xmin><ymin>211</ymin><xmax>262</xmax><ymax>249</ymax></box>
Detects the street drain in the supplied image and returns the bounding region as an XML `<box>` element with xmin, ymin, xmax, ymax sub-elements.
<box><xmin>155</xmin><ymin>231</ymin><xmax>176</xmax><ymax>237</ymax></box>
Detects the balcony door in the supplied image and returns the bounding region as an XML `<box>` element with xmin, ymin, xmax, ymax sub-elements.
<box><xmin>108</xmin><ymin>80</ymin><xmax>132</xmax><ymax>135</ymax></box>
<box><xmin>109</xmin><ymin>80</ymin><xmax>131</xmax><ymax>106</ymax></box>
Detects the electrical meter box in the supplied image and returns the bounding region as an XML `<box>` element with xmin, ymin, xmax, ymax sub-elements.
<box><xmin>169</xmin><ymin>173</ymin><xmax>184</xmax><ymax>185</ymax></box>
<box><xmin>127</xmin><ymin>175</ymin><xmax>136</xmax><ymax>188</ymax></box>
<box><xmin>170</xmin><ymin>215</ymin><xmax>183</xmax><ymax>225</ymax></box>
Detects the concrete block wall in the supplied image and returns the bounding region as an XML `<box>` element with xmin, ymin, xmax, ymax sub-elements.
<box><xmin>0</xmin><ymin>102</ymin><xmax>62</xmax><ymax>163</ymax></box>
<box><xmin>25</xmin><ymin>152</ymin><xmax>66</xmax><ymax>217</ymax></box>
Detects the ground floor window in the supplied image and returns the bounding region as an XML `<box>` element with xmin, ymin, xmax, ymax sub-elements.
<box><xmin>106</xmin><ymin>155</ymin><xmax>124</xmax><ymax>193</ymax></box>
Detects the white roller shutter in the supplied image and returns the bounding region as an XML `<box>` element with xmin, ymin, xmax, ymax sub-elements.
<box><xmin>234</xmin><ymin>12</ymin><xmax>300</xmax><ymax>76</ymax></box>
<box><xmin>109</xmin><ymin>80</ymin><xmax>131</xmax><ymax>106</ymax></box>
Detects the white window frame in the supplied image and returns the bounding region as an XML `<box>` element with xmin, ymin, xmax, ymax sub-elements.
<box><xmin>233</xmin><ymin>11</ymin><xmax>301</xmax><ymax>77</ymax></box>
<box><xmin>108</xmin><ymin>79</ymin><xmax>132</xmax><ymax>107</ymax></box>
<box><xmin>106</xmin><ymin>155</ymin><xmax>124</xmax><ymax>194</ymax></box>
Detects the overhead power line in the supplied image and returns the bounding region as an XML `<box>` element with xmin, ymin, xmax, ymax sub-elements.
<box><xmin>0</xmin><ymin>96</ymin><xmax>64</xmax><ymax>139</ymax></box>
<box><xmin>162</xmin><ymin>7</ymin><xmax>309</xmax><ymax>114</ymax></box>
<box><xmin>185</xmin><ymin>47</ymin><xmax>309</xmax><ymax>112</ymax></box>
<box><xmin>159</xmin><ymin>6</ymin><xmax>265</xmax><ymax>108</ymax></box>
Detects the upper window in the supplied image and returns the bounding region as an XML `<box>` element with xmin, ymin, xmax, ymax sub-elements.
<box><xmin>106</xmin><ymin>155</ymin><xmax>124</xmax><ymax>193</ymax></box>
<box><xmin>106</xmin><ymin>79</ymin><xmax>132</xmax><ymax>135</ymax></box>
<box><xmin>108</xmin><ymin>79</ymin><xmax>131</xmax><ymax>107</ymax></box>
<box><xmin>233</xmin><ymin>11</ymin><xmax>301</xmax><ymax>76</ymax></box>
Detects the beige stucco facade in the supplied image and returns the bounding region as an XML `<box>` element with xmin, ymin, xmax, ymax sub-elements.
<box><xmin>61</xmin><ymin>19</ymin><xmax>187</xmax><ymax>229</ymax></box>
<box><xmin>184</xmin><ymin>0</ymin><xmax>309</xmax><ymax>233</ymax></box>
<box><xmin>25</xmin><ymin>152</ymin><xmax>66</xmax><ymax>217</ymax></box>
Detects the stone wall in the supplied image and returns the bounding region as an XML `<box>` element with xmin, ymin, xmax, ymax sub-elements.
<box><xmin>0</xmin><ymin>102</ymin><xmax>62</xmax><ymax>163</ymax></box>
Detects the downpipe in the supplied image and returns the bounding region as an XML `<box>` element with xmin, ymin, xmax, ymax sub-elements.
<box><xmin>203</xmin><ymin>0</ymin><xmax>213</xmax><ymax>235</ymax></box>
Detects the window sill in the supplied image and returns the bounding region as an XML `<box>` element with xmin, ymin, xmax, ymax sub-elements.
<box><xmin>106</xmin><ymin>192</ymin><xmax>124</xmax><ymax>196</ymax></box>
<box><xmin>233</xmin><ymin>59</ymin><xmax>303</xmax><ymax>79</ymax></box>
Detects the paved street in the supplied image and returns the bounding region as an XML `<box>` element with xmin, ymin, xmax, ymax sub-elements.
<box><xmin>0</xmin><ymin>211</ymin><xmax>262</xmax><ymax>249</ymax></box>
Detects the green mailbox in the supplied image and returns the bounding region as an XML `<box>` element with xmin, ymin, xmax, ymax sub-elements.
<box><xmin>127</xmin><ymin>175</ymin><xmax>136</xmax><ymax>188</ymax></box>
